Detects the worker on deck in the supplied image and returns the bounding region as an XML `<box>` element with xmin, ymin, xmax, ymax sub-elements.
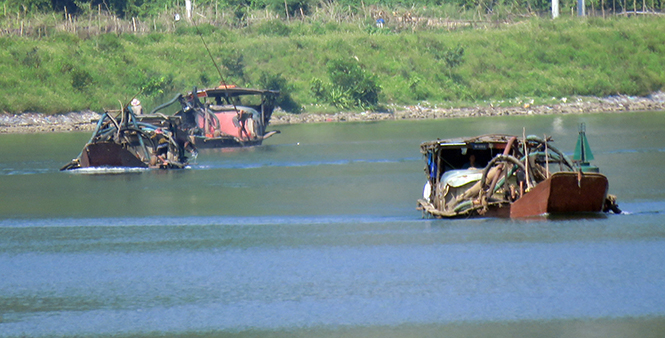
<box><xmin>130</xmin><ymin>98</ymin><xmax>143</xmax><ymax>115</ymax></box>
<box><xmin>150</xmin><ymin>128</ymin><xmax>170</xmax><ymax>168</ymax></box>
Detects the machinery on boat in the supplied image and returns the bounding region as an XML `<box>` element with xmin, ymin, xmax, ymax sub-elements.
<box><xmin>60</xmin><ymin>104</ymin><xmax>193</xmax><ymax>171</ymax></box>
<box><xmin>143</xmin><ymin>85</ymin><xmax>280</xmax><ymax>149</ymax></box>
<box><xmin>60</xmin><ymin>83</ymin><xmax>279</xmax><ymax>170</ymax></box>
<box><xmin>417</xmin><ymin>124</ymin><xmax>620</xmax><ymax>218</ymax></box>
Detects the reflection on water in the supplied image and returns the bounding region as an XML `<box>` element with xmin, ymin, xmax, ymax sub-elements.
<box><xmin>1</xmin><ymin>112</ymin><xmax>665</xmax><ymax>337</ymax></box>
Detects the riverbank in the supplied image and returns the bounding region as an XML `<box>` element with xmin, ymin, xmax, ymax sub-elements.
<box><xmin>1</xmin><ymin>92</ymin><xmax>664</xmax><ymax>134</ymax></box>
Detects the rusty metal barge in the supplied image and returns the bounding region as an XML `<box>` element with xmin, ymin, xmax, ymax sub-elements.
<box><xmin>417</xmin><ymin>124</ymin><xmax>620</xmax><ymax>218</ymax></box>
<box><xmin>60</xmin><ymin>105</ymin><xmax>193</xmax><ymax>171</ymax></box>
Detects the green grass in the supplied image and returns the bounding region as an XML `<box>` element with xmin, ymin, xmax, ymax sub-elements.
<box><xmin>1</xmin><ymin>15</ymin><xmax>664</xmax><ymax>114</ymax></box>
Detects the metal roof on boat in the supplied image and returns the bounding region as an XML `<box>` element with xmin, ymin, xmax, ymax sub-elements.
<box><xmin>420</xmin><ymin>134</ymin><xmax>517</xmax><ymax>152</ymax></box>
<box><xmin>195</xmin><ymin>86</ymin><xmax>279</xmax><ymax>98</ymax></box>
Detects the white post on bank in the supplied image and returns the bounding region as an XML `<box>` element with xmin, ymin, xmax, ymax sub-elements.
<box><xmin>186</xmin><ymin>0</ymin><xmax>192</xmax><ymax>21</ymax></box>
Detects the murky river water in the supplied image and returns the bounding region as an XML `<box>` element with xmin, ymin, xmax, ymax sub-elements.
<box><xmin>1</xmin><ymin>112</ymin><xmax>665</xmax><ymax>337</ymax></box>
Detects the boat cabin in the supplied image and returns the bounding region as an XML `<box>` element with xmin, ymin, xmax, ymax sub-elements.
<box><xmin>421</xmin><ymin>134</ymin><xmax>515</xmax><ymax>179</ymax></box>
<box><xmin>149</xmin><ymin>85</ymin><xmax>280</xmax><ymax>148</ymax></box>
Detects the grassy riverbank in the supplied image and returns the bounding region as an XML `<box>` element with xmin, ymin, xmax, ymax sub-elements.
<box><xmin>1</xmin><ymin>15</ymin><xmax>664</xmax><ymax>115</ymax></box>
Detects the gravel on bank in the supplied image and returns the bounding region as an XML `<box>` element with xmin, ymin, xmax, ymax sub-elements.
<box><xmin>271</xmin><ymin>92</ymin><xmax>665</xmax><ymax>125</ymax></box>
<box><xmin>2</xmin><ymin>92</ymin><xmax>664</xmax><ymax>134</ymax></box>
<box><xmin>0</xmin><ymin>110</ymin><xmax>102</xmax><ymax>134</ymax></box>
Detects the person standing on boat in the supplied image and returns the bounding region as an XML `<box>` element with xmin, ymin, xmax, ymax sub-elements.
<box><xmin>130</xmin><ymin>98</ymin><xmax>143</xmax><ymax>115</ymax></box>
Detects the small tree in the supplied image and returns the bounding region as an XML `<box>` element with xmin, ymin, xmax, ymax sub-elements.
<box><xmin>310</xmin><ymin>58</ymin><xmax>381</xmax><ymax>109</ymax></box>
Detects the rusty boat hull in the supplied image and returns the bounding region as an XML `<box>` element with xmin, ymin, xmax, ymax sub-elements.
<box><xmin>417</xmin><ymin>171</ymin><xmax>611</xmax><ymax>219</ymax></box>
<box><xmin>189</xmin><ymin>130</ymin><xmax>280</xmax><ymax>149</ymax></box>
<box><xmin>79</xmin><ymin>142</ymin><xmax>149</xmax><ymax>168</ymax></box>
<box><xmin>509</xmin><ymin>172</ymin><xmax>608</xmax><ymax>218</ymax></box>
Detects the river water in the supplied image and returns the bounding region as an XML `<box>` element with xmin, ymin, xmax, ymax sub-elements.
<box><xmin>1</xmin><ymin>111</ymin><xmax>665</xmax><ymax>337</ymax></box>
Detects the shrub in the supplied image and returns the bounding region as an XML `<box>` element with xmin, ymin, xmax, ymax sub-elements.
<box><xmin>255</xmin><ymin>19</ymin><xmax>291</xmax><ymax>36</ymax></box>
<box><xmin>50</xmin><ymin>32</ymin><xmax>79</xmax><ymax>44</ymax></box>
<box><xmin>219</xmin><ymin>49</ymin><xmax>245</xmax><ymax>79</ymax></box>
<box><xmin>310</xmin><ymin>78</ymin><xmax>327</xmax><ymax>102</ymax></box>
<box><xmin>408</xmin><ymin>75</ymin><xmax>430</xmax><ymax>101</ymax></box>
<box><xmin>71</xmin><ymin>69</ymin><xmax>93</xmax><ymax>91</ymax></box>
<box><xmin>146</xmin><ymin>33</ymin><xmax>163</xmax><ymax>43</ymax></box>
<box><xmin>96</xmin><ymin>34</ymin><xmax>124</xmax><ymax>53</ymax></box>
<box><xmin>430</xmin><ymin>44</ymin><xmax>465</xmax><ymax>69</ymax></box>
<box><xmin>310</xmin><ymin>58</ymin><xmax>381</xmax><ymax>109</ymax></box>
<box><xmin>257</xmin><ymin>72</ymin><xmax>301</xmax><ymax>113</ymax></box>
<box><xmin>141</xmin><ymin>74</ymin><xmax>175</xmax><ymax>98</ymax></box>
<box><xmin>22</xmin><ymin>47</ymin><xmax>42</xmax><ymax>68</ymax></box>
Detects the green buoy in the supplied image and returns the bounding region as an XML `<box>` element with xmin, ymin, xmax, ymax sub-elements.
<box><xmin>573</xmin><ymin>123</ymin><xmax>599</xmax><ymax>173</ymax></box>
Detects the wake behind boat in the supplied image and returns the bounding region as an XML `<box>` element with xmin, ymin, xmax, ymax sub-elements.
<box><xmin>417</xmin><ymin>124</ymin><xmax>620</xmax><ymax>218</ymax></box>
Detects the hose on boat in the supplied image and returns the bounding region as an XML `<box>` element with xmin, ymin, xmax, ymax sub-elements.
<box><xmin>478</xmin><ymin>154</ymin><xmax>530</xmax><ymax>201</ymax></box>
<box><xmin>525</xmin><ymin>135</ymin><xmax>575</xmax><ymax>170</ymax></box>
<box><xmin>149</xmin><ymin>94</ymin><xmax>183</xmax><ymax>115</ymax></box>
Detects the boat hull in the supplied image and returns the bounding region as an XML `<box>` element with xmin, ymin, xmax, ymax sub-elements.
<box><xmin>509</xmin><ymin>171</ymin><xmax>608</xmax><ymax>218</ymax></box>
<box><xmin>418</xmin><ymin>172</ymin><xmax>609</xmax><ymax>219</ymax></box>
<box><xmin>191</xmin><ymin>130</ymin><xmax>280</xmax><ymax>149</ymax></box>
<box><xmin>80</xmin><ymin>142</ymin><xmax>148</xmax><ymax>168</ymax></box>
<box><xmin>192</xmin><ymin>136</ymin><xmax>263</xmax><ymax>149</ymax></box>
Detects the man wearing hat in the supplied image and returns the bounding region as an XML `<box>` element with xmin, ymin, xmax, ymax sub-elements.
<box><xmin>130</xmin><ymin>98</ymin><xmax>143</xmax><ymax>115</ymax></box>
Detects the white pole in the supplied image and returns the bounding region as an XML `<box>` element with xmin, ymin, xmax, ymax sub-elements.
<box><xmin>552</xmin><ymin>0</ymin><xmax>560</xmax><ymax>18</ymax></box>
<box><xmin>186</xmin><ymin>0</ymin><xmax>192</xmax><ymax>20</ymax></box>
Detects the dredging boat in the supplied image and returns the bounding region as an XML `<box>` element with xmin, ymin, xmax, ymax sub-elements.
<box><xmin>143</xmin><ymin>85</ymin><xmax>280</xmax><ymax>149</ymax></box>
<box><xmin>417</xmin><ymin>124</ymin><xmax>620</xmax><ymax>218</ymax></box>
<box><xmin>60</xmin><ymin>103</ymin><xmax>194</xmax><ymax>171</ymax></box>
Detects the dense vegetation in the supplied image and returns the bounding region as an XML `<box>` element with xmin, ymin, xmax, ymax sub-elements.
<box><xmin>3</xmin><ymin>0</ymin><xmax>663</xmax><ymax>19</ymax></box>
<box><xmin>1</xmin><ymin>1</ymin><xmax>664</xmax><ymax>115</ymax></box>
